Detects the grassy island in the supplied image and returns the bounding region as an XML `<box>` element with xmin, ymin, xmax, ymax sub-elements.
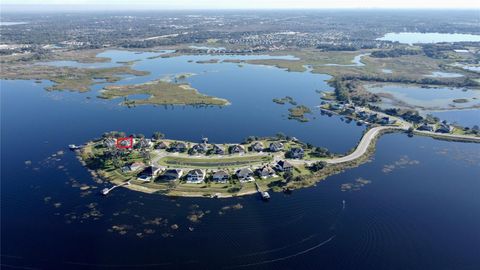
<box><xmin>99</xmin><ymin>79</ymin><xmax>230</xmax><ymax>106</ymax></box>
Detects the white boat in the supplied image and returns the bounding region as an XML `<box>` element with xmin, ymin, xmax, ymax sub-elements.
<box><xmin>68</xmin><ymin>144</ymin><xmax>81</xmax><ymax>150</ymax></box>
<box><xmin>261</xmin><ymin>191</ymin><xmax>270</xmax><ymax>200</ymax></box>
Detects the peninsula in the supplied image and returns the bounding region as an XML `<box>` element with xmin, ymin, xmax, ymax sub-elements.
<box><xmin>76</xmin><ymin>106</ymin><xmax>480</xmax><ymax>198</ymax></box>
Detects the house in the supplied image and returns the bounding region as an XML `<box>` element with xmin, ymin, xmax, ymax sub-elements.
<box><xmin>122</xmin><ymin>161</ymin><xmax>145</xmax><ymax>173</ymax></box>
<box><xmin>257</xmin><ymin>165</ymin><xmax>276</xmax><ymax>178</ymax></box>
<box><xmin>212</xmin><ymin>170</ymin><xmax>229</xmax><ymax>183</ymax></box>
<box><xmin>162</xmin><ymin>169</ymin><xmax>183</xmax><ymax>180</ymax></box>
<box><xmin>276</xmin><ymin>160</ymin><xmax>294</xmax><ymax>172</ymax></box>
<box><xmin>368</xmin><ymin>113</ymin><xmax>379</xmax><ymax>122</ymax></box>
<box><xmin>230</xmin><ymin>144</ymin><xmax>245</xmax><ymax>154</ymax></box>
<box><xmin>380</xmin><ymin>117</ymin><xmax>392</xmax><ymax>125</ymax></box>
<box><xmin>135</xmin><ymin>138</ymin><xmax>151</xmax><ymax>149</ymax></box>
<box><xmin>190</xmin><ymin>143</ymin><xmax>209</xmax><ymax>154</ymax></box>
<box><xmin>417</xmin><ymin>123</ymin><xmax>435</xmax><ymax>131</ymax></box>
<box><xmin>330</xmin><ymin>103</ymin><xmax>342</xmax><ymax>110</ymax></box>
<box><xmin>170</xmin><ymin>142</ymin><xmax>187</xmax><ymax>152</ymax></box>
<box><xmin>269</xmin><ymin>142</ymin><xmax>284</xmax><ymax>152</ymax></box>
<box><xmin>436</xmin><ymin>123</ymin><xmax>454</xmax><ymax>133</ymax></box>
<box><xmin>356</xmin><ymin>111</ymin><xmax>368</xmax><ymax>119</ymax></box>
<box><xmin>103</xmin><ymin>137</ymin><xmax>116</xmax><ymax>148</ymax></box>
<box><xmin>343</xmin><ymin>107</ymin><xmax>355</xmax><ymax>115</ymax></box>
<box><xmin>128</xmin><ymin>162</ymin><xmax>145</xmax><ymax>171</ymax></box>
<box><xmin>212</xmin><ymin>144</ymin><xmax>225</xmax><ymax>155</ymax></box>
<box><xmin>251</xmin><ymin>142</ymin><xmax>264</xmax><ymax>152</ymax></box>
<box><xmin>287</xmin><ymin>147</ymin><xmax>304</xmax><ymax>159</ymax></box>
<box><xmin>186</xmin><ymin>169</ymin><xmax>205</xmax><ymax>183</ymax></box>
<box><xmin>236</xmin><ymin>168</ymin><xmax>254</xmax><ymax>182</ymax></box>
<box><xmin>137</xmin><ymin>165</ymin><xmax>162</xmax><ymax>182</ymax></box>
<box><xmin>155</xmin><ymin>141</ymin><xmax>169</xmax><ymax>149</ymax></box>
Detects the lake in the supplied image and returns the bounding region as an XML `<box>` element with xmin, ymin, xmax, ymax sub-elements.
<box><xmin>366</xmin><ymin>84</ymin><xmax>480</xmax><ymax>117</ymax></box>
<box><xmin>377</xmin><ymin>32</ymin><xmax>480</xmax><ymax>45</ymax></box>
<box><xmin>2</xmin><ymin>50</ymin><xmax>480</xmax><ymax>269</ymax></box>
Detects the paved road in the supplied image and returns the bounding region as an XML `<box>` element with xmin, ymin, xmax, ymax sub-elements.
<box><xmin>149</xmin><ymin>119</ymin><xmax>478</xmax><ymax>171</ymax></box>
<box><xmin>326</xmin><ymin>126</ymin><xmax>403</xmax><ymax>164</ymax></box>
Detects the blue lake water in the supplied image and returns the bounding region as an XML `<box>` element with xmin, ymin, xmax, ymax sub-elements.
<box><xmin>429</xmin><ymin>109</ymin><xmax>480</xmax><ymax>127</ymax></box>
<box><xmin>2</xmin><ymin>50</ymin><xmax>480</xmax><ymax>269</ymax></box>
<box><xmin>367</xmin><ymin>84</ymin><xmax>480</xmax><ymax>113</ymax></box>
<box><xmin>426</xmin><ymin>71</ymin><xmax>463</xmax><ymax>78</ymax></box>
<box><xmin>377</xmin><ymin>32</ymin><xmax>480</xmax><ymax>45</ymax></box>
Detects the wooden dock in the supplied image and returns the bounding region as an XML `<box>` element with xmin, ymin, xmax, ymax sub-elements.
<box><xmin>255</xmin><ymin>182</ymin><xmax>270</xmax><ymax>200</ymax></box>
<box><xmin>102</xmin><ymin>181</ymin><xmax>131</xmax><ymax>195</ymax></box>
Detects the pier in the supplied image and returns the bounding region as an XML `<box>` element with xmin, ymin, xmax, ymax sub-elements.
<box><xmin>255</xmin><ymin>182</ymin><xmax>270</xmax><ymax>200</ymax></box>
<box><xmin>102</xmin><ymin>181</ymin><xmax>131</xmax><ymax>195</ymax></box>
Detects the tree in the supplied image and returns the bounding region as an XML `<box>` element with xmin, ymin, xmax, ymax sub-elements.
<box><xmin>152</xmin><ymin>131</ymin><xmax>165</xmax><ymax>140</ymax></box>
<box><xmin>283</xmin><ymin>171</ymin><xmax>293</xmax><ymax>182</ymax></box>
<box><xmin>310</xmin><ymin>161</ymin><xmax>327</xmax><ymax>172</ymax></box>
<box><xmin>276</xmin><ymin>132</ymin><xmax>286</xmax><ymax>140</ymax></box>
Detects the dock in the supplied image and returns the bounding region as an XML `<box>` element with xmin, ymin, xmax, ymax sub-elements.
<box><xmin>255</xmin><ymin>182</ymin><xmax>270</xmax><ymax>200</ymax></box>
<box><xmin>102</xmin><ymin>181</ymin><xmax>131</xmax><ymax>195</ymax></box>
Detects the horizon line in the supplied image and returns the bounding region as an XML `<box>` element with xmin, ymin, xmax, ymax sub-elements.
<box><xmin>1</xmin><ymin>6</ymin><xmax>479</xmax><ymax>12</ymax></box>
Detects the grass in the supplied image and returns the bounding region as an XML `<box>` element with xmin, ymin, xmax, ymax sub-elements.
<box><xmin>99</xmin><ymin>79</ymin><xmax>229</xmax><ymax>106</ymax></box>
<box><xmin>288</xmin><ymin>105</ymin><xmax>312</xmax><ymax>122</ymax></box>
<box><xmin>1</xmin><ymin>64</ymin><xmax>149</xmax><ymax>92</ymax></box>
<box><xmin>158</xmin><ymin>155</ymin><xmax>273</xmax><ymax>168</ymax></box>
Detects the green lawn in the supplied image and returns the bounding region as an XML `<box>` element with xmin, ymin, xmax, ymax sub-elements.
<box><xmin>158</xmin><ymin>155</ymin><xmax>273</xmax><ymax>168</ymax></box>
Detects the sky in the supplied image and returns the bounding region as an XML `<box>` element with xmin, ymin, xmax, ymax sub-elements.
<box><xmin>1</xmin><ymin>0</ymin><xmax>479</xmax><ymax>11</ymax></box>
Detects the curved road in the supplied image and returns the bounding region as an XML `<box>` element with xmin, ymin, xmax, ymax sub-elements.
<box><xmin>325</xmin><ymin>126</ymin><xmax>404</xmax><ymax>164</ymax></box>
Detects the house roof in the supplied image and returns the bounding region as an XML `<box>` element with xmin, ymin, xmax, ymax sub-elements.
<box><xmin>187</xmin><ymin>169</ymin><xmax>204</xmax><ymax>176</ymax></box>
<box><xmin>237</xmin><ymin>168</ymin><xmax>253</xmax><ymax>175</ymax></box>
<box><xmin>141</xmin><ymin>165</ymin><xmax>160</xmax><ymax>175</ymax></box>
<box><xmin>130</xmin><ymin>162</ymin><xmax>145</xmax><ymax>167</ymax></box>
<box><xmin>213</xmin><ymin>170</ymin><xmax>228</xmax><ymax>177</ymax></box>
<box><xmin>278</xmin><ymin>160</ymin><xmax>293</xmax><ymax>168</ymax></box>
<box><xmin>270</xmin><ymin>142</ymin><xmax>284</xmax><ymax>148</ymax></box>
<box><xmin>259</xmin><ymin>165</ymin><xmax>275</xmax><ymax>174</ymax></box>
<box><xmin>252</xmin><ymin>142</ymin><xmax>264</xmax><ymax>147</ymax></box>
<box><xmin>164</xmin><ymin>169</ymin><xmax>182</xmax><ymax>176</ymax></box>
<box><xmin>232</xmin><ymin>145</ymin><xmax>245</xmax><ymax>151</ymax></box>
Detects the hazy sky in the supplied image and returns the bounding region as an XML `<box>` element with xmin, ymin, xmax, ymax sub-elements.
<box><xmin>2</xmin><ymin>0</ymin><xmax>479</xmax><ymax>10</ymax></box>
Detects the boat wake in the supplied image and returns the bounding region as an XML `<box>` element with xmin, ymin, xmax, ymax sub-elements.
<box><xmin>227</xmin><ymin>235</ymin><xmax>336</xmax><ymax>268</ymax></box>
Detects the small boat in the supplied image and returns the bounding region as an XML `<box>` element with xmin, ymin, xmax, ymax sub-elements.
<box><xmin>101</xmin><ymin>188</ymin><xmax>110</xmax><ymax>195</ymax></box>
<box><xmin>261</xmin><ymin>191</ymin><xmax>270</xmax><ymax>200</ymax></box>
<box><xmin>68</xmin><ymin>144</ymin><xmax>81</xmax><ymax>150</ymax></box>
